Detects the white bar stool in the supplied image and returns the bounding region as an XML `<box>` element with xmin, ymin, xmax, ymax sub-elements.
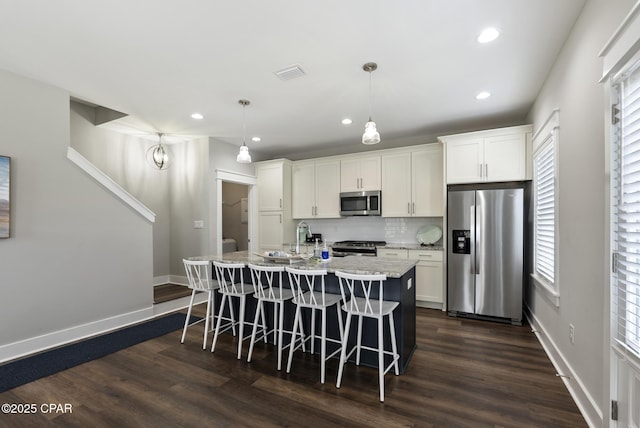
<box><xmin>246</xmin><ymin>264</ymin><xmax>294</xmax><ymax>371</ymax></box>
<box><xmin>181</xmin><ymin>259</ymin><xmax>219</xmax><ymax>350</ymax></box>
<box><xmin>285</xmin><ymin>266</ymin><xmax>343</xmax><ymax>384</ymax></box>
<box><xmin>334</xmin><ymin>270</ymin><xmax>400</xmax><ymax>402</ymax></box>
<box><xmin>211</xmin><ymin>261</ymin><xmax>254</xmax><ymax>359</ymax></box>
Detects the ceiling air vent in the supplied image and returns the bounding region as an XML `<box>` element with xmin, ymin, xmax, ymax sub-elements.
<box><xmin>274</xmin><ymin>64</ymin><xmax>306</xmax><ymax>81</ymax></box>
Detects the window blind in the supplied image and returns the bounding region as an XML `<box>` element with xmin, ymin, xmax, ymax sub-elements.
<box><xmin>534</xmin><ymin>140</ymin><xmax>555</xmax><ymax>285</ymax></box>
<box><xmin>613</xmin><ymin>62</ymin><xmax>640</xmax><ymax>356</ymax></box>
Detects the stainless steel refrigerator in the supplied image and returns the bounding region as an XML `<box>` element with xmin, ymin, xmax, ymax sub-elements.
<box><xmin>447</xmin><ymin>183</ymin><xmax>528</xmax><ymax>325</ymax></box>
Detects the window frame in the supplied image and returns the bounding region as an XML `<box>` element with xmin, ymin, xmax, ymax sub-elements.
<box><xmin>530</xmin><ymin>109</ymin><xmax>560</xmax><ymax>307</ymax></box>
<box><xmin>611</xmin><ymin>62</ymin><xmax>640</xmax><ymax>358</ymax></box>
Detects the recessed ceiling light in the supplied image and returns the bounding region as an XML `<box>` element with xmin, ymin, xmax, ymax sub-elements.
<box><xmin>341</xmin><ymin>118</ymin><xmax>353</xmax><ymax>125</ymax></box>
<box><xmin>191</xmin><ymin>113</ymin><xmax>204</xmax><ymax>120</ymax></box>
<box><xmin>251</xmin><ymin>136</ymin><xmax>261</xmax><ymax>142</ymax></box>
<box><xmin>477</xmin><ymin>28</ymin><xmax>500</xmax><ymax>44</ymax></box>
<box><xmin>476</xmin><ymin>91</ymin><xmax>491</xmax><ymax>100</ymax></box>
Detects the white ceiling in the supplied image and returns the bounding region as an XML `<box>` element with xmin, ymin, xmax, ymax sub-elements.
<box><xmin>0</xmin><ymin>0</ymin><xmax>586</xmax><ymax>159</ymax></box>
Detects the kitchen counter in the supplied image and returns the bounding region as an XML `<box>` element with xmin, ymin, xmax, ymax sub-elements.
<box><xmin>190</xmin><ymin>250</ymin><xmax>418</xmax><ymax>278</ymax></box>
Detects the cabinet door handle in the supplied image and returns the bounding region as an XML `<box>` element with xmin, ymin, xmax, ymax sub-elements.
<box><xmin>412</xmin><ymin>202</ymin><xmax>415</xmax><ymax>214</ymax></box>
<box><xmin>408</xmin><ymin>203</ymin><xmax>411</xmax><ymax>214</ymax></box>
<box><xmin>479</xmin><ymin>163</ymin><xmax>483</xmax><ymax>177</ymax></box>
<box><xmin>280</xmin><ymin>198</ymin><xmax>282</xmax><ymax>208</ymax></box>
<box><xmin>485</xmin><ymin>163</ymin><xmax>488</xmax><ymax>178</ymax></box>
<box><xmin>279</xmin><ymin>214</ymin><xmax>282</xmax><ymax>224</ymax></box>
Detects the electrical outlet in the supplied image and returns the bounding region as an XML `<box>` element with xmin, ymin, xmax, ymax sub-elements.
<box><xmin>569</xmin><ymin>324</ymin><xmax>575</xmax><ymax>344</ymax></box>
<box><xmin>193</xmin><ymin>220</ymin><xmax>204</xmax><ymax>229</ymax></box>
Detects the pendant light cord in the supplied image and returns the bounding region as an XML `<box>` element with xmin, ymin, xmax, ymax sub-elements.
<box><xmin>368</xmin><ymin>70</ymin><xmax>373</xmax><ymax>121</ymax></box>
<box><xmin>242</xmin><ymin>104</ymin><xmax>246</xmax><ymax>147</ymax></box>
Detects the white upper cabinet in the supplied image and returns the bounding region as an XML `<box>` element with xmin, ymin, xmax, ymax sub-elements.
<box><xmin>382</xmin><ymin>144</ymin><xmax>443</xmax><ymax>217</ymax></box>
<box><xmin>256</xmin><ymin>161</ymin><xmax>285</xmax><ymax>211</ymax></box>
<box><xmin>440</xmin><ymin>125</ymin><xmax>532</xmax><ymax>184</ymax></box>
<box><xmin>291</xmin><ymin>162</ymin><xmax>315</xmax><ymax>218</ymax></box>
<box><xmin>381</xmin><ymin>152</ymin><xmax>411</xmax><ymax>216</ymax></box>
<box><xmin>315</xmin><ymin>160</ymin><xmax>341</xmax><ymax>217</ymax></box>
<box><xmin>292</xmin><ymin>159</ymin><xmax>341</xmax><ymax>219</ymax></box>
<box><xmin>254</xmin><ymin>159</ymin><xmax>295</xmax><ymax>250</ymax></box>
<box><xmin>340</xmin><ymin>155</ymin><xmax>381</xmax><ymax>192</ymax></box>
<box><xmin>412</xmin><ymin>146</ymin><xmax>443</xmax><ymax>216</ymax></box>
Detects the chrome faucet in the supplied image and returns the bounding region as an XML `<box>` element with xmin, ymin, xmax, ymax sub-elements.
<box><xmin>296</xmin><ymin>221</ymin><xmax>311</xmax><ymax>254</ymax></box>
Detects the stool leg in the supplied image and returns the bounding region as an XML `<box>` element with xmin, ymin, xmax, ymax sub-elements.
<box><xmin>236</xmin><ymin>295</ymin><xmax>246</xmax><ymax>359</ymax></box>
<box><xmin>336</xmin><ymin>312</ymin><xmax>352</xmax><ymax>389</ymax></box>
<box><xmin>378</xmin><ymin>317</ymin><xmax>385</xmax><ymax>402</ymax></box>
<box><xmin>337</xmin><ymin>304</ymin><xmax>344</xmax><ymax>344</ymax></box>
<box><xmin>247</xmin><ymin>300</ymin><xmax>263</xmax><ymax>363</ymax></box>
<box><xmin>277</xmin><ymin>301</ymin><xmax>285</xmax><ymax>370</ymax></box>
<box><xmin>286</xmin><ymin>303</ymin><xmax>302</xmax><ymax>373</ymax></box>
<box><xmin>227</xmin><ymin>295</ymin><xmax>237</xmax><ymax>336</ymax></box>
<box><xmin>298</xmin><ymin>308</ymin><xmax>306</xmax><ymax>353</ymax></box>
<box><xmin>181</xmin><ymin>289</ymin><xmax>196</xmax><ymax>344</ymax></box>
<box><xmin>356</xmin><ymin>315</ymin><xmax>363</xmax><ymax>365</ymax></box>
<box><xmin>388</xmin><ymin>311</ymin><xmax>399</xmax><ymax>376</ymax></box>
<box><xmin>202</xmin><ymin>290</ymin><xmax>212</xmax><ymax>350</ymax></box>
<box><xmin>211</xmin><ymin>294</ymin><xmax>228</xmax><ymax>353</ymax></box>
<box><xmin>320</xmin><ymin>307</ymin><xmax>327</xmax><ymax>384</ymax></box>
<box><xmin>310</xmin><ymin>309</ymin><xmax>316</xmax><ymax>354</ymax></box>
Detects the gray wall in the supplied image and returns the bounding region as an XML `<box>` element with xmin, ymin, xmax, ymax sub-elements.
<box><xmin>0</xmin><ymin>69</ymin><xmax>153</xmax><ymax>347</ymax></box>
<box><xmin>70</xmin><ymin>102</ymin><xmax>171</xmax><ymax>279</ymax></box>
<box><xmin>168</xmin><ymin>137</ymin><xmax>210</xmax><ymax>273</ymax></box>
<box><xmin>525</xmin><ymin>0</ymin><xmax>635</xmax><ymax>424</ymax></box>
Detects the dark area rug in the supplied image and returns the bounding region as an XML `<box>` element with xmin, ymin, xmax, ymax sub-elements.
<box><xmin>0</xmin><ymin>312</ymin><xmax>199</xmax><ymax>393</ymax></box>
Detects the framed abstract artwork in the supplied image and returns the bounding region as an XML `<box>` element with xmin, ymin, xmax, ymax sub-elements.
<box><xmin>0</xmin><ymin>156</ymin><xmax>10</xmax><ymax>238</ymax></box>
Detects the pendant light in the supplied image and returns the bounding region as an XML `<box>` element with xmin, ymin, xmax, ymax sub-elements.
<box><xmin>147</xmin><ymin>133</ymin><xmax>170</xmax><ymax>170</ymax></box>
<box><xmin>362</xmin><ymin>62</ymin><xmax>381</xmax><ymax>145</ymax></box>
<box><xmin>236</xmin><ymin>99</ymin><xmax>252</xmax><ymax>163</ymax></box>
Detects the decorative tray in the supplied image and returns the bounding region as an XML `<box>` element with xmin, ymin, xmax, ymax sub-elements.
<box><xmin>254</xmin><ymin>252</ymin><xmax>311</xmax><ymax>264</ymax></box>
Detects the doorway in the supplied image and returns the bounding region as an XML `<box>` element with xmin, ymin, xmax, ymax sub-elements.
<box><xmin>215</xmin><ymin>170</ymin><xmax>256</xmax><ymax>255</ymax></box>
<box><xmin>222</xmin><ymin>181</ymin><xmax>249</xmax><ymax>252</ymax></box>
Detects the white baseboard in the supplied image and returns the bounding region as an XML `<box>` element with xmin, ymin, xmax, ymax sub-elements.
<box><xmin>525</xmin><ymin>305</ymin><xmax>603</xmax><ymax>428</ymax></box>
<box><xmin>416</xmin><ymin>300</ymin><xmax>444</xmax><ymax>310</ymax></box>
<box><xmin>0</xmin><ymin>292</ymin><xmax>207</xmax><ymax>365</ymax></box>
<box><xmin>153</xmin><ymin>275</ymin><xmax>188</xmax><ymax>286</ymax></box>
<box><xmin>153</xmin><ymin>275</ymin><xmax>171</xmax><ymax>286</ymax></box>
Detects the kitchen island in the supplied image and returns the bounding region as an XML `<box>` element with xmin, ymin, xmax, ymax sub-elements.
<box><xmin>189</xmin><ymin>251</ymin><xmax>417</xmax><ymax>373</ymax></box>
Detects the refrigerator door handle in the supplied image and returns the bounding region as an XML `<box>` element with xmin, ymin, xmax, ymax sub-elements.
<box><xmin>475</xmin><ymin>203</ymin><xmax>482</xmax><ymax>275</ymax></box>
<box><xmin>470</xmin><ymin>204</ymin><xmax>476</xmax><ymax>275</ymax></box>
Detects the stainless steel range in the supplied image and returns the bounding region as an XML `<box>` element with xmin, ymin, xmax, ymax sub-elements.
<box><xmin>331</xmin><ymin>240</ymin><xmax>386</xmax><ymax>257</ymax></box>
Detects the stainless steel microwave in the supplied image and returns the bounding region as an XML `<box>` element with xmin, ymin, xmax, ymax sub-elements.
<box><xmin>340</xmin><ymin>190</ymin><xmax>381</xmax><ymax>216</ymax></box>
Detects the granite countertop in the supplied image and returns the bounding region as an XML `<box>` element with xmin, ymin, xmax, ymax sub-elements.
<box><xmin>381</xmin><ymin>243</ymin><xmax>444</xmax><ymax>251</ymax></box>
<box><xmin>189</xmin><ymin>251</ymin><xmax>417</xmax><ymax>278</ymax></box>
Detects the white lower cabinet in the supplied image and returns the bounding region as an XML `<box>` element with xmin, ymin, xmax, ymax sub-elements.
<box><xmin>376</xmin><ymin>248</ymin><xmax>409</xmax><ymax>259</ymax></box>
<box><xmin>377</xmin><ymin>248</ymin><xmax>444</xmax><ymax>306</ymax></box>
<box><xmin>409</xmin><ymin>249</ymin><xmax>444</xmax><ymax>305</ymax></box>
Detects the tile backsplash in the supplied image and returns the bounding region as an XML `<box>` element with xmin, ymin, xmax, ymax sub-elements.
<box><xmin>304</xmin><ymin>216</ymin><xmax>443</xmax><ymax>245</ymax></box>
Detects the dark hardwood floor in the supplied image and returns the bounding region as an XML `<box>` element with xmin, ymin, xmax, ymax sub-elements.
<box><xmin>0</xmin><ymin>306</ymin><xmax>586</xmax><ymax>427</ymax></box>
<box><xmin>153</xmin><ymin>283</ymin><xmax>192</xmax><ymax>304</ymax></box>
